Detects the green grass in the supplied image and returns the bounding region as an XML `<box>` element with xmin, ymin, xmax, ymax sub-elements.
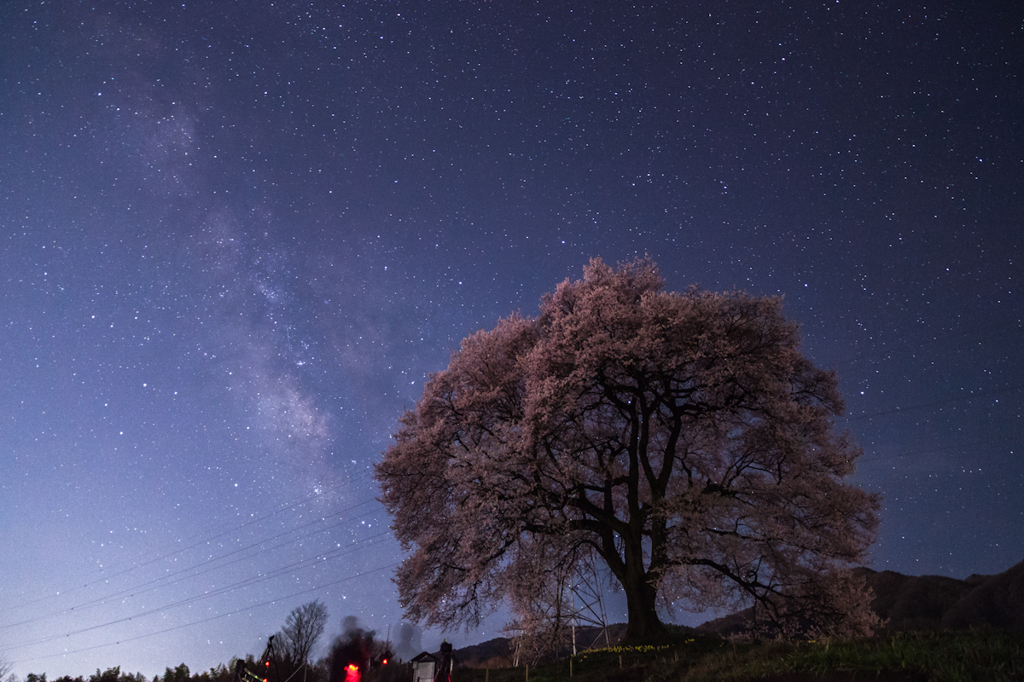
<box><xmin>451</xmin><ymin>628</ymin><xmax>1023</xmax><ymax>682</ymax></box>
<box><xmin>688</xmin><ymin>626</ymin><xmax>1024</xmax><ymax>679</ymax></box>
<box><xmin>679</xmin><ymin>628</ymin><xmax>1023</xmax><ymax>682</ymax></box>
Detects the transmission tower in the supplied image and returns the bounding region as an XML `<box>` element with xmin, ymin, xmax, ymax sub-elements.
<box><xmin>567</xmin><ymin>556</ymin><xmax>611</xmax><ymax>654</ymax></box>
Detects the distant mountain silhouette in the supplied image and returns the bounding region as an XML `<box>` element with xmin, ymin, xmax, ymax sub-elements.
<box><xmin>451</xmin><ymin>636</ymin><xmax>513</xmax><ymax>667</ymax></box>
<box><xmin>933</xmin><ymin>559</ymin><xmax>1024</xmax><ymax>630</ymax></box>
<box><xmin>698</xmin><ymin>557</ymin><xmax>1024</xmax><ymax>636</ymax></box>
<box><xmin>449</xmin><ymin>559</ymin><xmax>1023</xmax><ymax>666</ymax></box>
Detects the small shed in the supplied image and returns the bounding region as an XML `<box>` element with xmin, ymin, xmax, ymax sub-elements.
<box><xmin>410</xmin><ymin>651</ymin><xmax>438</xmax><ymax>682</ymax></box>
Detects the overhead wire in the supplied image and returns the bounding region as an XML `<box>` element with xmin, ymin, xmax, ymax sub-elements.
<box><xmin>0</xmin><ymin>498</ymin><xmax>383</xmax><ymax>632</ymax></box>
<box><xmin>827</xmin><ymin>320</ymin><xmax>1022</xmax><ymax>369</ymax></box>
<box><xmin>10</xmin><ymin>320</ymin><xmax>1020</xmax><ymax>665</ymax></box>
<box><xmin>4</xmin><ymin>476</ymin><xmax>368</xmax><ymax>612</ymax></box>
<box><xmin>813</xmin><ymin>321</ymin><xmax>1023</xmax><ymax>468</ymax></box>
<box><xmin>3</xmin><ymin>477</ymin><xmax>397</xmax><ymax>659</ymax></box>
<box><xmin>14</xmin><ymin>559</ymin><xmax>404</xmax><ymax>666</ymax></box>
<box><xmin>848</xmin><ymin>383</ymin><xmax>1023</xmax><ymax>421</ymax></box>
<box><xmin>5</xmin><ymin>529</ymin><xmax>394</xmax><ymax>652</ymax></box>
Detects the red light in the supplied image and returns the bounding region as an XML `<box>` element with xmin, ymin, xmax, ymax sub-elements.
<box><xmin>382</xmin><ymin>659</ymin><xmax>388</xmax><ymax>665</ymax></box>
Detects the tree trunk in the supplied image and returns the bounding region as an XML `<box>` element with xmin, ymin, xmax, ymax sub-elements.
<box><xmin>620</xmin><ymin>561</ymin><xmax>667</xmax><ymax>643</ymax></box>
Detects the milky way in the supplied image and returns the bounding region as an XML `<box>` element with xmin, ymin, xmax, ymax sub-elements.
<box><xmin>1</xmin><ymin>1</ymin><xmax>1021</xmax><ymax>679</ymax></box>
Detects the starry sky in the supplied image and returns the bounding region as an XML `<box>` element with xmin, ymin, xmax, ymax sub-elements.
<box><xmin>1</xmin><ymin>0</ymin><xmax>1021</xmax><ymax>678</ymax></box>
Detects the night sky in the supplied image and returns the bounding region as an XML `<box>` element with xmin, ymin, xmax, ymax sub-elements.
<box><xmin>1</xmin><ymin>0</ymin><xmax>1021</xmax><ymax>678</ymax></box>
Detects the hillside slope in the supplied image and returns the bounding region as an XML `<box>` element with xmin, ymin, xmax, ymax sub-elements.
<box><xmin>697</xmin><ymin>557</ymin><xmax>1024</xmax><ymax>635</ymax></box>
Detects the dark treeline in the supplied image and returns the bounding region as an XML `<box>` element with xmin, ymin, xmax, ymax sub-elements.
<box><xmin>25</xmin><ymin>649</ymin><xmax>394</xmax><ymax>682</ymax></box>
<box><xmin>25</xmin><ymin>657</ymin><xmax>325</xmax><ymax>682</ymax></box>
<box><xmin>25</xmin><ymin>663</ymin><xmax>227</xmax><ymax>682</ymax></box>
<box><xmin>22</xmin><ymin>602</ymin><xmax>401</xmax><ymax>682</ymax></box>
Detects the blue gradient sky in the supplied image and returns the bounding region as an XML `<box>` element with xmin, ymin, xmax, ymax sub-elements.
<box><xmin>1</xmin><ymin>1</ymin><xmax>1021</xmax><ymax>679</ymax></box>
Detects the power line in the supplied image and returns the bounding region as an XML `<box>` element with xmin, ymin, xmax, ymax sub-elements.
<box><xmin>847</xmin><ymin>383</ymin><xmax>1023</xmax><ymax>421</ymax></box>
<box><xmin>4</xmin><ymin>476</ymin><xmax>371</xmax><ymax>613</ymax></box>
<box><xmin>0</xmin><ymin>499</ymin><xmax>384</xmax><ymax>633</ymax></box>
<box><xmin>14</xmin><ymin>560</ymin><xmax>403</xmax><ymax>666</ymax></box>
<box><xmin>856</xmin><ymin>436</ymin><xmax>1015</xmax><ymax>465</ymax></box>
<box><xmin>827</xmin><ymin>320</ymin><xmax>1022</xmax><ymax>369</ymax></box>
<box><xmin>5</xmin><ymin>530</ymin><xmax>393</xmax><ymax>652</ymax></box>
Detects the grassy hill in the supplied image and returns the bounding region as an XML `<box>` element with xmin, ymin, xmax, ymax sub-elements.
<box><xmin>450</xmin><ymin>629</ymin><xmax>1021</xmax><ymax>682</ymax></box>
<box><xmin>445</xmin><ymin>559</ymin><xmax>1024</xmax><ymax>682</ymax></box>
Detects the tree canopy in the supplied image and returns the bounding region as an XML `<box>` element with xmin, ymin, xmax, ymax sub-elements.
<box><xmin>375</xmin><ymin>257</ymin><xmax>881</xmax><ymax>642</ymax></box>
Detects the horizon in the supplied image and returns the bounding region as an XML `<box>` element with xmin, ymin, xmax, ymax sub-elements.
<box><xmin>8</xmin><ymin>546</ymin><xmax>1023</xmax><ymax>680</ymax></box>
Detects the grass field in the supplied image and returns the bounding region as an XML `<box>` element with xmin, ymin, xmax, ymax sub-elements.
<box><xmin>449</xmin><ymin>628</ymin><xmax>1023</xmax><ymax>682</ymax></box>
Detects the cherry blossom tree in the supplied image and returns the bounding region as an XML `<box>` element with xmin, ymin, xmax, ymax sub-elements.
<box><xmin>375</xmin><ymin>257</ymin><xmax>880</xmax><ymax>643</ymax></box>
